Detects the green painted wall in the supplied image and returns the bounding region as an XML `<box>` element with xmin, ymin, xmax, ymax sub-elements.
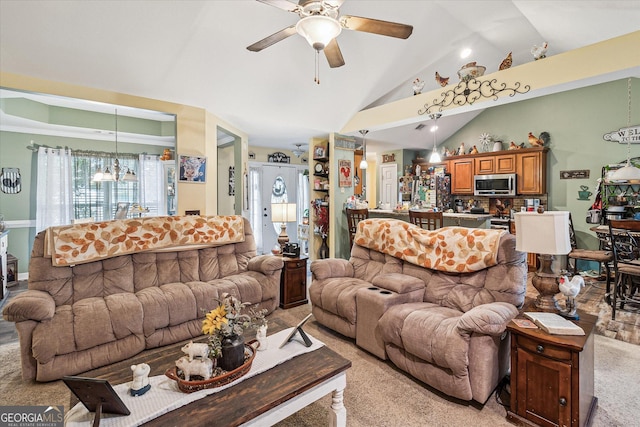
<box><xmin>440</xmin><ymin>78</ymin><xmax>640</xmax><ymax>249</ymax></box>
<box><xmin>0</xmin><ymin>131</ymin><xmax>165</xmax><ymax>274</ymax></box>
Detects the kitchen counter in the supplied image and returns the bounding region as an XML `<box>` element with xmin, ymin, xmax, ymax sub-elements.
<box><xmin>368</xmin><ymin>209</ymin><xmax>492</xmax><ymax>228</ymax></box>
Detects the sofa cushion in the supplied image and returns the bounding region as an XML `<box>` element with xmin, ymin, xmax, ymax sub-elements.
<box><xmin>310</xmin><ymin>277</ymin><xmax>373</xmax><ymax>325</ymax></box>
<box><xmin>31</xmin><ymin>293</ymin><xmax>143</xmax><ymax>364</ymax></box>
<box><xmin>379</xmin><ymin>302</ymin><xmax>470</xmax><ymax>376</ymax></box>
<box><xmin>350</xmin><ymin>244</ymin><xmax>403</xmax><ymax>281</ymax></box>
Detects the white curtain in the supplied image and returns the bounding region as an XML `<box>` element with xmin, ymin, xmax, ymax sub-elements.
<box><xmin>35</xmin><ymin>147</ymin><xmax>73</xmax><ymax>232</ymax></box>
<box><xmin>138</xmin><ymin>154</ymin><xmax>165</xmax><ymax>216</ymax></box>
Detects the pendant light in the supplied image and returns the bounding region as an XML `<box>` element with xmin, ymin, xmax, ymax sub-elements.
<box><xmin>428</xmin><ymin>113</ymin><xmax>442</xmax><ymax>163</ymax></box>
<box><xmin>610</xmin><ymin>78</ymin><xmax>640</xmax><ymax>181</ymax></box>
<box><xmin>359</xmin><ymin>130</ymin><xmax>369</xmax><ymax>170</ymax></box>
<box><xmin>92</xmin><ymin>109</ymin><xmax>138</xmax><ymax>182</ymax></box>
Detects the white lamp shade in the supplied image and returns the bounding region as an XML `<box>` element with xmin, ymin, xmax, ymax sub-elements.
<box><xmin>359</xmin><ymin>159</ymin><xmax>368</xmax><ymax>170</ymax></box>
<box><xmin>609</xmin><ymin>161</ymin><xmax>640</xmax><ymax>180</ymax></box>
<box><xmin>429</xmin><ymin>149</ymin><xmax>441</xmax><ymax>163</ymax></box>
<box><xmin>514</xmin><ymin>211</ymin><xmax>571</xmax><ymax>255</ymax></box>
<box><xmin>295</xmin><ymin>15</ymin><xmax>342</xmax><ymax>50</ymax></box>
<box><xmin>272</xmin><ymin>203</ymin><xmax>297</xmax><ymax>223</ymax></box>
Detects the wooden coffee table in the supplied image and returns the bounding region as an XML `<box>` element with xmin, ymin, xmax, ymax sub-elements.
<box><xmin>78</xmin><ymin>318</ymin><xmax>352</xmax><ymax>426</ymax></box>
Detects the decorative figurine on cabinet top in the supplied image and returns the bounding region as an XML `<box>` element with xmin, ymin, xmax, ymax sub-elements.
<box><xmin>531</xmin><ymin>42</ymin><xmax>548</xmax><ymax>60</ymax></box>
<box><xmin>435</xmin><ymin>71</ymin><xmax>449</xmax><ymax>87</ymax></box>
<box><xmin>412</xmin><ymin>78</ymin><xmax>425</xmax><ymax>95</ymax></box>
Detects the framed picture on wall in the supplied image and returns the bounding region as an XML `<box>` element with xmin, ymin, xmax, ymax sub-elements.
<box><xmin>338</xmin><ymin>159</ymin><xmax>352</xmax><ymax>188</ymax></box>
<box><xmin>178</xmin><ymin>155</ymin><xmax>207</xmax><ymax>183</ymax></box>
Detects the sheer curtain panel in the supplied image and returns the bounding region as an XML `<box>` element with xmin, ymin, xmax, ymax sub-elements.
<box><xmin>139</xmin><ymin>154</ymin><xmax>164</xmax><ymax>216</ymax></box>
<box><xmin>36</xmin><ymin>147</ymin><xmax>73</xmax><ymax>232</ymax></box>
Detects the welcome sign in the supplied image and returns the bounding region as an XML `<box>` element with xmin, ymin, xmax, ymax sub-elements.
<box><xmin>603</xmin><ymin>125</ymin><xmax>640</xmax><ymax>143</ymax></box>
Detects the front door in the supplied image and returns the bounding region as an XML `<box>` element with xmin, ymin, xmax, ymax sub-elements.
<box><xmin>261</xmin><ymin>164</ymin><xmax>297</xmax><ymax>254</ymax></box>
<box><xmin>380</xmin><ymin>163</ymin><xmax>398</xmax><ymax>208</ymax></box>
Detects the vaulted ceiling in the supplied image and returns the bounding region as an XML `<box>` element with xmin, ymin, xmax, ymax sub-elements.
<box><xmin>1</xmin><ymin>1</ymin><xmax>639</xmax><ymax>153</ymax></box>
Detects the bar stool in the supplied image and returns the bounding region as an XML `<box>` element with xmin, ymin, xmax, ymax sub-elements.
<box><xmin>408</xmin><ymin>210</ymin><xmax>443</xmax><ymax>230</ymax></box>
<box><xmin>346</xmin><ymin>208</ymin><xmax>369</xmax><ymax>248</ymax></box>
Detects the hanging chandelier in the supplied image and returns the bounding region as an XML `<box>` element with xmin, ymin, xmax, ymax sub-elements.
<box><xmin>93</xmin><ymin>109</ymin><xmax>138</xmax><ymax>182</ymax></box>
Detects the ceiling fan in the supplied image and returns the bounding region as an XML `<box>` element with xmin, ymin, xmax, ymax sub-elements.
<box><xmin>247</xmin><ymin>0</ymin><xmax>413</xmax><ymax>69</ymax></box>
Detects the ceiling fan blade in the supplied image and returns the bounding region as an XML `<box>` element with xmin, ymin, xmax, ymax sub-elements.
<box><xmin>257</xmin><ymin>0</ymin><xmax>299</xmax><ymax>12</ymax></box>
<box><xmin>324</xmin><ymin>38</ymin><xmax>345</xmax><ymax>68</ymax></box>
<box><xmin>340</xmin><ymin>15</ymin><xmax>413</xmax><ymax>39</ymax></box>
<box><xmin>247</xmin><ymin>25</ymin><xmax>297</xmax><ymax>52</ymax></box>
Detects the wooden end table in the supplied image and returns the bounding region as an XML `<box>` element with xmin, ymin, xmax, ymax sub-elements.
<box><xmin>506</xmin><ymin>311</ymin><xmax>597</xmax><ymax>427</ymax></box>
<box><xmin>280</xmin><ymin>256</ymin><xmax>308</xmax><ymax>309</ymax></box>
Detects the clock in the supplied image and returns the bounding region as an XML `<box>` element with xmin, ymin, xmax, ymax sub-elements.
<box><xmin>314</xmin><ymin>163</ymin><xmax>324</xmax><ymax>174</ymax></box>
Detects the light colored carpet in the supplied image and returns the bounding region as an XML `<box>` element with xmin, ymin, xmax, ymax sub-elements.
<box><xmin>1</xmin><ymin>303</ymin><xmax>638</xmax><ymax>426</ymax></box>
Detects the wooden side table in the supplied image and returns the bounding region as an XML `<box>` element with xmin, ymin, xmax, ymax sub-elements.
<box><xmin>280</xmin><ymin>256</ymin><xmax>308</xmax><ymax>309</ymax></box>
<box><xmin>506</xmin><ymin>311</ymin><xmax>597</xmax><ymax>427</ymax></box>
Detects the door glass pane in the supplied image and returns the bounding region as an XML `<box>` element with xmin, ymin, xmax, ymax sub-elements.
<box><xmin>271</xmin><ymin>175</ymin><xmax>288</xmax><ymax>234</ymax></box>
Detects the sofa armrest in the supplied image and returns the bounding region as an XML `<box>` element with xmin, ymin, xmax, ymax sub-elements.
<box><xmin>2</xmin><ymin>290</ymin><xmax>56</xmax><ymax>323</ymax></box>
<box><xmin>372</xmin><ymin>273</ymin><xmax>424</xmax><ymax>294</ymax></box>
<box><xmin>311</xmin><ymin>258</ymin><xmax>354</xmax><ymax>280</ymax></box>
<box><xmin>248</xmin><ymin>255</ymin><xmax>284</xmax><ymax>276</ymax></box>
<box><xmin>456</xmin><ymin>302</ymin><xmax>518</xmax><ymax>336</ymax></box>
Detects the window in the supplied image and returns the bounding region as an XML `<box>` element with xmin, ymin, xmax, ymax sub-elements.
<box><xmin>72</xmin><ymin>151</ymin><xmax>162</xmax><ymax>221</ymax></box>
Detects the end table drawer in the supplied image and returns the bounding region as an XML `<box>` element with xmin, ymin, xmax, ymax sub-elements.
<box><xmin>286</xmin><ymin>260</ymin><xmax>306</xmax><ymax>270</ymax></box>
<box><xmin>517</xmin><ymin>335</ymin><xmax>572</xmax><ymax>361</ymax></box>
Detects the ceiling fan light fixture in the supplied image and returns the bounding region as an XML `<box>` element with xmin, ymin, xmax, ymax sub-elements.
<box><xmin>296</xmin><ymin>15</ymin><xmax>342</xmax><ymax>51</ymax></box>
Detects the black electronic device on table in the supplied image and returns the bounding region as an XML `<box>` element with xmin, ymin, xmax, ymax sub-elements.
<box><xmin>63</xmin><ymin>376</ymin><xmax>130</xmax><ymax>427</ymax></box>
<box><xmin>282</xmin><ymin>242</ymin><xmax>300</xmax><ymax>258</ymax></box>
<box><xmin>279</xmin><ymin>313</ymin><xmax>313</xmax><ymax>349</ymax></box>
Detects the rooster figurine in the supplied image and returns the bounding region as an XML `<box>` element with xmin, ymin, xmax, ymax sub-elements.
<box><xmin>528</xmin><ymin>132</ymin><xmax>545</xmax><ymax>147</ymax></box>
<box><xmin>435</xmin><ymin>71</ymin><xmax>449</xmax><ymax>87</ymax></box>
<box><xmin>499</xmin><ymin>52</ymin><xmax>513</xmax><ymax>70</ymax></box>
<box><xmin>558</xmin><ymin>275</ymin><xmax>585</xmax><ymax>320</ymax></box>
<box><xmin>508</xmin><ymin>141</ymin><xmax>524</xmax><ymax>150</ymax></box>
<box><xmin>469</xmin><ymin>145</ymin><xmax>479</xmax><ymax>155</ymax></box>
<box><xmin>412</xmin><ymin>78</ymin><xmax>425</xmax><ymax>95</ymax></box>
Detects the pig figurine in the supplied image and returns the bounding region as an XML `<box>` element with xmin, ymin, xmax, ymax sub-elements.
<box><xmin>181</xmin><ymin>341</ymin><xmax>209</xmax><ymax>361</ymax></box>
<box><xmin>130</xmin><ymin>363</ymin><xmax>151</xmax><ymax>396</ymax></box>
<box><xmin>175</xmin><ymin>356</ymin><xmax>214</xmax><ymax>381</ymax></box>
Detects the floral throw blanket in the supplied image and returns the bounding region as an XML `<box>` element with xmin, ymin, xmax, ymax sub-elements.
<box><xmin>44</xmin><ymin>215</ymin><xmax>245</xmax><ymax>267</ymax></box>
<box><xmin>354</xmin><ymin>218</ymin><xmax>506</xmax><ymax>273</ymax></box>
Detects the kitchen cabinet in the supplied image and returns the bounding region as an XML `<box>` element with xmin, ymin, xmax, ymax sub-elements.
<box><xmin>450</xmin><ymin>158</ymin><xmax>474</xmax><ymax>194</ymax></box>
<box><xmin>516</xmin><ymin>148</ymin><xmax>548</xmax><ymax>195</ymax></box>
<box><xmin>475</xmin><ymin>153</ymin><xmax>516</xmax><ymax>175</ymax></box>
<box><xmin>507</xmin><ymin>312</ymin><xmax>597</xmax><ymax>427</ymax></box>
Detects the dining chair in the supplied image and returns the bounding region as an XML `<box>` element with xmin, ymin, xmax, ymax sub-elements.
<box><xmin>345</xmin><ymin>208</ymin><xmax>369</xmax><ymax>248</ymax></box>
<box><xmin>408</xmin><ymin>210</ymin><xmax>443</xmax><ymax>230</ymax></box>
<box><xmin>608</xmin><ymin>219</ymin><xmax>640</xmax><ymax>320</ymax></box>
<box><xmin>567</xmin><ymin>214</ymin><xmax>613</xmax><ymax>302</ymax></box>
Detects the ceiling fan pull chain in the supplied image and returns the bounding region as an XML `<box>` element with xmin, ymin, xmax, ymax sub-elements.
<box><xmin>314</xmin><ymin>50</ymin><xmax>320</xmax><ymax>84</ymax></box>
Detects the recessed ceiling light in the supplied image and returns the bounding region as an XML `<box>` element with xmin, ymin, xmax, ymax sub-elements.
<box><xmin>460</xmin><ymin>48</ymin><xmax>472</xmax><ymax>59</ymax></box>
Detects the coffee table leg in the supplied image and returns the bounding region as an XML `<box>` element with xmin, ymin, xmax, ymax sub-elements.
<box><xmin>329</xmin><ymin>385</ymin><xmax>346</xmax><ymax>427</ymax></box>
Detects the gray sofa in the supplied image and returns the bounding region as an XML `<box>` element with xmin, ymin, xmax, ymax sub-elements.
<box><xmin>310</xmin><ymin>218</ymin><xmax>526</xmax><ymax>403</ymax></box>
<box><xmin>3</xmin><ymin>216</ymin><xmax>283</xmax><ymax>382</ymax></box>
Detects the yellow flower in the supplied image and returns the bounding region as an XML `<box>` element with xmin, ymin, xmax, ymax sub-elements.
<box><xmin>202</xmin><ymin>305</ymin><xmax>228</xmax><ymax>335</ymax></box>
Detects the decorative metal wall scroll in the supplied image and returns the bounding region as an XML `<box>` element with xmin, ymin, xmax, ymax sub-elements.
<box><xmin>417</xmin><ymin>78</ymin><xmax>531</xmax><ymax>116</ymax></box>
<box><xmin>267</xmin><ymin>152</ymin><xmax>290</xmax><ymax>163</ymax></box>
<box><xmin>0</xmin><ymin>168</ymin><xmax>21</xmax><ymax>194</ymax></box>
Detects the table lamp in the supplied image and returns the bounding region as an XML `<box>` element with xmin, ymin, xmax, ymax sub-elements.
<box><xmin>514</xmin><ymin>211</ymin><xmax>571</xmax><ymax>311</ymax></box>
<box><xmin>271</xmin><ymin>203</ymin><xmax>297</xmax><ymax>251</ymax></box>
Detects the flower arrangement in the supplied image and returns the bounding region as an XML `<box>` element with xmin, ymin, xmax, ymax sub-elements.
<box><xmin>311</xmin><ymin>199</ymin><xmax>329</xmax><ymax>237</ymax></box>
<box><xmin>202</xmin><ymin>293</ymin><xmax>267</xmax><ymax>358</ymax></box>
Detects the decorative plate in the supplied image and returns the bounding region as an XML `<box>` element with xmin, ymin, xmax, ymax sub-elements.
<box><xmin>314</xmin><ymin>163</ymin><xmax>324</xmax><ymax>173</ymax></box>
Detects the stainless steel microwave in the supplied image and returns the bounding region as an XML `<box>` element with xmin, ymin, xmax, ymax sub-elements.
<box><xmin>474</xmin><ymin>173</ymin><xmax>516</xmax><ymax>196</ymax></box>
